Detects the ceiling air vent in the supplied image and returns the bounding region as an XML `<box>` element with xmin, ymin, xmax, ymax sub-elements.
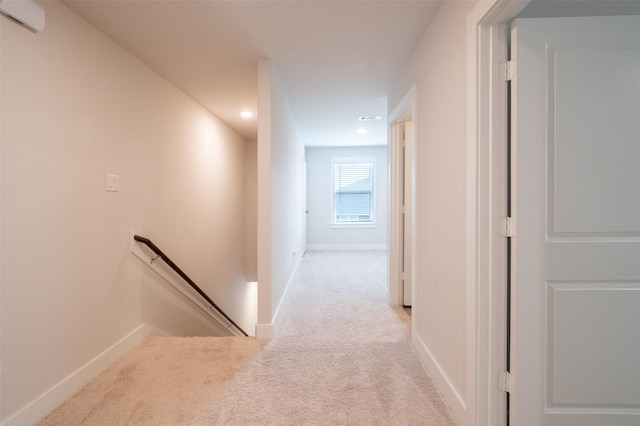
<box><xmin>358</xmin><ymin>115</ymin><xmax>383</xmax><ymax>121</ymax></box>
<box><xmin>0</xmin><ymin>0</ymin><xmax>45</xmax><ymax>32</ymax></box>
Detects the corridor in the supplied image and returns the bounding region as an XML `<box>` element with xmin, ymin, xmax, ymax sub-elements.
<box><xmin>40</xmin><ymin>251</ymin><xmax>458</xmax><ymax>425</ymax></box>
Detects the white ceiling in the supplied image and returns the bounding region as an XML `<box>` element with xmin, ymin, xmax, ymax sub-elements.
<box><xmin>64</xmin><ymin>0</ymin><xmax>443</xmax><ymax>147</ymax></box>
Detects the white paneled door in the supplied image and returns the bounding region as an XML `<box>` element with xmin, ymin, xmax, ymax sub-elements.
<box><xmin>510</xmin><ymin>16</ymin><xmax>640</xmax><ymax>426</ymax></box>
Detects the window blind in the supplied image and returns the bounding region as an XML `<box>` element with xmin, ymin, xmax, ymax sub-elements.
<box><xmin>333</xmin><ymin>161</ymin><xmax>374</xmax><ymax>223</ymax></box>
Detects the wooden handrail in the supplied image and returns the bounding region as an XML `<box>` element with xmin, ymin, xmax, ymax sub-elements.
<box><xmin>133</xmin><ymin>235</ymin><xmax>248</xmax><ymax>337</ymax></box>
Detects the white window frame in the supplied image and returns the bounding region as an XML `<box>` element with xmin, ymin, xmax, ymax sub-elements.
<box><xmin>330</xmin><ymin>157</ymin><xmax>377</xmax><ymax>228</ymax></box>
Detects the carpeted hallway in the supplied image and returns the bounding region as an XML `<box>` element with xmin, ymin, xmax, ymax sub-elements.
<box><xmin>39</xmin><ymin>251</ymin><xmax>459</xmax><ymax>425</ymax></box>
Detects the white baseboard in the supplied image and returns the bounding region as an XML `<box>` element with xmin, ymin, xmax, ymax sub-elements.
<box><xmin>254</xmin><ymin>323</ymin><xmax>273</xmax><ymax>340</ymax></box>
<box><xmin>271</xmin><ymin>254</ymin><xmax>302</xmax><ymax>325</ymax></box>
<box><xmin>412</xmin><ymin>331</ymin><xmax>466</xmax><ymax>422</ymax></box>
<box><xmin>2</xmin><ymin>324</ymin><xmax>158</xmax><ymax>426</ymax></box>
<box><xmin>255</xmin><ymin>253</ymin><xmax>303</xmax><ymax>341</ymax></box>
<box><xmin>305</xmin><ymin>243</ymin><xmax>387</xmax><ymax>251</ymax></box>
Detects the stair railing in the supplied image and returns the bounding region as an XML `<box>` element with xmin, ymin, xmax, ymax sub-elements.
<box><xmin>133</xmin><ymin>235</ymin><xmax>248</xmax><ymax>337</ymax></box>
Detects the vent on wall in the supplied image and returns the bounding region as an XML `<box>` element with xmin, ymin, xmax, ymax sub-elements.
<box><xmin>0</xmin><ymin>0</ymin><xmax>45</xmax><ymax>32</ymax></box>
<box><xmin>358</xmin><ymin>116</ymin><xmax>383</xmax><ymax>121</ymax></box>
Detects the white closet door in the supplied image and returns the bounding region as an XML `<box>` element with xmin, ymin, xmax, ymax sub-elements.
<box><xmin>510</xmin><ymin>16</ymin><xmax>640</xmax><ymax>426</ymax></box>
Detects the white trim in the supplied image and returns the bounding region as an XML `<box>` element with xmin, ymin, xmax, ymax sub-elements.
<box><xmin>305</xmin><ymin>243</ymin><xmax>387</xmax><ymax>251</ymax></box>
<box><xmin>387</xmin><ymin>124</ymin><xmax>403</xmax><ymax>306</ymax></box>
<box><xmin>388</xmin><ymin>84</ymin><xmax>417</xmax><ymax>309</ymax></box>
<box><xmin>270</xmin><ymin>254</ymin><xmax>302</xmax><ymax>327</ymax></box>
<box><xmin>413</xmin><ymin>331</ymin><xmax>466</xmax><ymax>422</ymax></box>
<box><xmin>328</xmin><ymin>223</ymin><xmax>377</xmax><ymax>229</ymax></box>
<box><xmin>255</xmin><ymin>323</ymin><xmax>273</xmax><ymax>340</ymax></box>
<box><xmin>330</xmin><ymin>156</ymin><xmax>377</xmax><ymax>226</ymax></box>
<box><xmin>256</xmin><ymin>252</ymin><xmax>304</xmax><ymax>340</ymax></box>
<box><xmin>1</xmin><ymin>324</ymin><xmax>161</xmax><ymax>426</ymax></box>
<box><xmin>467</xmin><ymin>2</ymin><xmax>530</xmax><ymax>426</ymax></box>
<box><xmin>389</xmin><ymin>84</ymin><xmax>417</xmax><ymax>123</ymax></box>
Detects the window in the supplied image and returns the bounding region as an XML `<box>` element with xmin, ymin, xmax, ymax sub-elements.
<box><xmin>332</xmin><ymin>158</ymin><xmax>375</xmax><ymax>224</ymax></box>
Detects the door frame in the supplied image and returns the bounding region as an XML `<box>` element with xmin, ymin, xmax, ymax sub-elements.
<box><xmin>388</xmin><ymin>84</ymin><xmax>416</xmax><ymax>311</ymax></box>
<box><xmin>302</xmin><ymin>158</ymin><xmax>307</xmax><ymax>254</ymax></box>
<box><xmin>467</xmin><ymin>1</ymin><xmax>529</xmax><ymax>425</ymax></box>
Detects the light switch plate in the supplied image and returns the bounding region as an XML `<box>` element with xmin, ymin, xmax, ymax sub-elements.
<box><xmin>106</xmin><ymin>174</ymin><xmax>119</xmax><ymax>192</ymax></box>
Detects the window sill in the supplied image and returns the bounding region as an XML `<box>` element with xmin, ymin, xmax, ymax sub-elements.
<box><xmin>329</xmin><ymin>223</ymin><xmax>378</xmax><ymax>229</ymax></box>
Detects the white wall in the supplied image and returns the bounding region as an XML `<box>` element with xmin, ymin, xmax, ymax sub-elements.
<box><xmin>245</xmin><ymin>140</ymin><xmax>258</xmax><ymax>282</ymax></box>
<box><xmin>1</xmin><ymin>2</ymin><xmax>254</xmax><ymax>423</ymax></box>
<box><xmin>256</xmin><ymin>61</ymin><xmax>305</xmax><ymax>339</ymax></box>
<box><xmin>305</xmin><ymin>146</ymin><xmax>387</xmax><ymax>250</ymax></box>
<box><xmin>388</xmin><ymin>1</ymin><xmax>477</xmax><ymax>421</ymax></box>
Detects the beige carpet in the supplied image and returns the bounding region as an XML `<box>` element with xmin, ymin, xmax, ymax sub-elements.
<box><xmin>39</xmin><ymin>251</ymin><xmax>459</xmax><ymax>425</ymax></box>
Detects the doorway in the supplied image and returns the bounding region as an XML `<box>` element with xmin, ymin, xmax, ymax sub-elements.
<box><xmin>508</xmin><ymin>15</ymin><xmax>640</xmax><ymax>425</ymax></box>
<box><xmin>389</xmin><ymin>85</ymin><xmax>416</xmax><ymax>309</ymax></box>
<box><xmin>471</xmin><ymin>2</ymin><xmax>640</xmax><ymax>425</ymax></box>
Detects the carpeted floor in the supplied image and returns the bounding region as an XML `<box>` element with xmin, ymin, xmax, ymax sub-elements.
<box><xmin>39</xmin><ymin>251</ymin><xmax>459</xmax><ymax>425</ymax></box>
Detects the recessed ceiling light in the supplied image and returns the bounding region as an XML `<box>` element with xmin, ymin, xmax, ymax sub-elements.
<box><xmin>240</xmin><ymin>111</ymin><xmax>253</xmax><ymax>119</ymax></box>
<box><xmin>357</xmin><ymin>128</ymin><xmax>367</xmax><ymax>134</ymax></box>
<box><xmin>358</xmin><ymin>115</ymin><xmax>382</xmax><ymax>121</ymax></box>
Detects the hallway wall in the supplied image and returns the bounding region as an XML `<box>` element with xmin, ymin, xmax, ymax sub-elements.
<box><xmin>245</xmin><ymin>139</ymin><xmax>258</xmax><ymax>282</ymax></box>
<box><xmin>256</xmin><ymin>61</ymin><xmax>305</xmax><ymax>338</ymax></box>
<box><xmin>305</xmin><ymin>146</ymin><xmax>388</xmax><ymax>250</ymax></box>
<box><xmin>388</xmin><ymin>0</ymin><xmax>477</xmax><ymax>421</ymax></box>
<box><xmin>1</xmin><ymin>2</ymin><xmax>253</xmax><ymax>423</ymax></box>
